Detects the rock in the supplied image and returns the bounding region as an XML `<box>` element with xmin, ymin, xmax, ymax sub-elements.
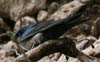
<box><xmin>0</xmin><ymin>48</ymin><xmax>16</xmax><ymax>62</ymax></box>
<box><xmin>93</xmin><ymin>18</ymin><xmax>100</xmax><ymax>38</ymax></box>
<box><xmin>76</xmin><ymin>40</ymin><xmax>89</xmax><ymax>51</ymax></box>
<box><xmin>81</xmin><ymin>23</ymin><xmax>91</xmax><ymax>36</ymax></box>
<box><xmin>82</xmin><ymin>38</ymin><xmax>100</xmax><ymax>57</ymax></box>
<box><xmin>76</xmin><ymin>34</ymin><xmax>87</xmax><ymax>42</ymax></box>
<box><xmin>38</xmin><ymin>53</ymin><xmax>67</xmax><ymax>62</ymax></box>
<box><xmin>75</xmin><ymin>0</ymin><xmax>90</xmax><ymax>3</ymax></box>
<box><xmin>37</xmin><ymin>10</ymin><xmax>48</xmax><ymax>22</ymax></box>
<box><xmin>1</xmin><ymin>57</ymin><xmax>15</xmax><ymax>62</ymax></box>
<box><xmin>2</xmin><ymin>41</ymin><xmax>17</xmax><ymax>57</ymax></box>
<box><xmin>14</xmin><ymin>16</ymin><xmax>36</xmax><ymax>32</ymax></box>
<box><xmin>57</xmin><ymin>54</ymin><xmax>67</xmax><ymax>62</ymax></box>
<box><xmin>3</xmin><ymin>41</ymin><xmax>17</xmax><ymax>49</ymax></box>
<box><xmin>48</xmin><ymin>2</ymin><xmax>59</xmax><ymax>14</ymax></box>
<box><xmin>50</xmin><ymin>53</ymin><xmax>61</xmax><ymax>61</ymax></box>
<box><xmin>0</xmin><ymin>17</ymin><xmax>5</xmax><ymax>27</ymax></box>
<box><xmin>0</xmin><ymin>0</ymin><xmax>11</xmax><ymax>18</ymax></box>
<box><xmin>38</xmin><ymin>56</ymin><xmax>53</xmax><ymax>62</ymax></box>
<box><xmin>48</xmin><ymin>1</ymin><xmax>84</xmax><ymax>21</ymax></box>
<box><xmin>76</xmin><ymin>35</ymin><xmax>96</xmax><ymax>51</ymax></box>
<box><xmin>0</xmin><ymin>0</ymin><xmax>46</xmax><ymax>21</ymax></box>
<box><xmin>68</xmin><ymin>57</ymin><xmax>81</xmax><ymax>62</ymax></box>
<box><xmin>0</xmin><ymin>50</ymin><xmax>6</xmax><ymax>59</ymax></box>
<box><xmin>87</xmin><ymin>36</ymin><xmax>97</xmax><ymax>41</ymax></box>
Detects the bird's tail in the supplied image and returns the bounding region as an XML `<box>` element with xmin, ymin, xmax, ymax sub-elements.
<box><xmin>42</xmin><ymin>11</ymin><xmax>84</xmax><ymax>40</ymax></box>
<box><xmin>62</xmin><ymin>5</ymin><xmax>86</xmax><ymax>25</ymax></box>
<box><xmin>64</xmin><ymin>12</ymin><xmax>83</xmax><ymax>27</ymax></box>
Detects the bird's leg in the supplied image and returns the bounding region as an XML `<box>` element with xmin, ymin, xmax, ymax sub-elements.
<box><xmin>30</xmin><ymin>33</ymin><xmax>45</xmax><ymax>49</ymax></box>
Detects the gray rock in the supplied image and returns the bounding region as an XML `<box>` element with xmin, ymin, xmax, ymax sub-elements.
<box><xmin>48</xmin><ymin>2</ymin><xmax>59</xmax><ymax>14</ymax></box>
<box><xmin>0</xmin><ymin>0</ymin><xmax>46</xmax><ymax>21</ymax></box>
<box><xmin>14</xmin><ymin>16</ymin><xmax>36</xmax><ymax>32</ymax></box>
<box><xmin>48</xmin><ymin>1</ymin><xmax>84</xmax><ymax>21</ymax></box>
<box><xmin>37</xmin><ymin>10</ymin><xmax>48</xmax><ymax>22</ymax></box>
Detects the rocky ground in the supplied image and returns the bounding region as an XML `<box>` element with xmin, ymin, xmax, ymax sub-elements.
<box><xmin>0</xmin><ymin>0</ymin><xmax>100</xmax><ymax>62</ymax></box>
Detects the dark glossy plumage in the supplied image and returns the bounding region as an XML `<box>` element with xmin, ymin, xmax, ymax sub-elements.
<box><xmin>15</xmin><ymin>12</ymin><xmax>82</xmax><ymax>42</ymax></box>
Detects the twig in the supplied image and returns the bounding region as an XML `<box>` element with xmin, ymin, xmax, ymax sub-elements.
<box><xmin>9</xmin><ymin>32</ymin><xmax>31</xmax><ymax>62</ymax></box>
<box><xmin>16</xmin><ymin>38</ymin><xmax>79</xmax><ymax>62</ymax></box>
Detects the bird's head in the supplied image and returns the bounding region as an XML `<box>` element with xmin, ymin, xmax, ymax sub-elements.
<box><xmin>15</xmin><ymin>23</ymin><xmax>39</xmax><ymax>40</ymax></box>
<box><xmin>15</xmin><ymin>26</ymin><xmax>29</xmax><ymax>38</ymax></box>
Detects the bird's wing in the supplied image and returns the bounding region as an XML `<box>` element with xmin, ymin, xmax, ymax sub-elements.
<box><xmin>19</xmin><ymin>12</ymin><xmax>82</xmax><ymax>42</ymax></box>
<box><xmin>19</xmin><ymin>21</ymin><xmax>54</xmax><ymax>42</ymax></box>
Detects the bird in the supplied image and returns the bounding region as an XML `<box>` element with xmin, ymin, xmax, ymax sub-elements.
<box><xmin>15</xmin><ymin>12</ymin><xmax>83</xmax><ymax>50</ymax></box>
